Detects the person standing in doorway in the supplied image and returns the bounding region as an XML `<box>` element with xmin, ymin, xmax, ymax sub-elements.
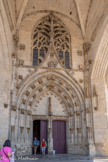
<box><xmin>41</xmin><ymin>139</ymin><xmax>47</xmax><ymax>155</ymax></box>
<box><xmin>33</xmin><ymin>137</ymin><xmax>39</xmax><ymax>155</ymax></box>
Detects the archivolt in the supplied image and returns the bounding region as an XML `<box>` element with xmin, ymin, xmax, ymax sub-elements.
<box><xmin>17</xmin><ymin>71</ymin><xmax>84</xmax><ymax>109</ymax></box>
<box><xmin>91</xmin><ymin>16</ymin><xmax>108</xmax><ymax>79</ymax></box>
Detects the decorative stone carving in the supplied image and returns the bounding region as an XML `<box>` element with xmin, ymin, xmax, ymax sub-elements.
<box><xmin>83</xmin><ymin>42</ymin><xmax>91</xmax><ymax>53</ymax></box>
<box><xmin>38</xmin><ymin>79</ymin><xmax>43</xmax><ymax>84</ymax></box>
<box><xmin>72</xmin><ymin>94</ymin><xmax>76</xmax><ymax>98</ymax></box>
<box><xmin>11</xmin><ymin>53</ymin><xmax>16</xmax><ymax>58</ymax></box>
<box><xmin>68</xmin><ymin>103</ymin><xmax>72</xmax><ymax>108</ymax></box>
<box><xmin>22</xmin><ymin>99</ymin><xmax>26</xmax><ymax>105</ymax></box>
<box><xmin>47</xmin><ymin>76</ymin><xmax>51</xmax><ymax>80</ymax></box>
<box><xmin>29</xmin><ymin>101</ymin><xmax>32</xmax><ymax>106</ymax></box>
<box><xmin>31</xmin><ymin>84</ymin><xmax>35</xmax><ymax>89</ymax></box>
<box><xmin>37</xmin><ymin>87</ymin><xmax>43</xmax><ymax>92</ymax></box>
<box><xmin>47</xmin><ymin>60</ymin><xmax>57</xmax><ymax>68</ymax></box>
<box><xmin>12</xmin><ymin>106</ymin><xmax>17</xmax><ymax>111</ymax></box>
<box><xmin>51</xmin><ymin>76</ymin><xmax>56</xmax><ymax>81</ymax></box>
<box><xmin>64</xmin><ymin>96</ymin><xmax>68</xmax><ymax>100</ymax></box>
<box><xmin>78</xmin><ymin>64</ymin><xmax>83</xmax><ymax>70</ymax></box>
<box><xmin>59</xmin><ymin>81</ymin><xmax>63</xmax><ymax>85</ymax></box>
<box><xmin>27</xmin><ymin>110</ymin><xmax>32</xmax><ymax>115</ymax></box>
<box><xmin>79</xmin><ymin>79</ymin><xmax>83</xmax><ymax>83</ymax></box>
<box><xmin>66</xmin><ymin>87</ymin><xmax>70</xmax><ymax>91</ymax></box>
<box><xmin>21</xmin><ymin>109</ymin><xmax>25</xmax><ymax>114</ymax></box>
<box><xmin>70</xmin><ymin>128</ymin><xmax>74</xmax><ymax>133</ymax></box>
<box><xmin>13</xmin><ymin>32</ymin><xmax>19</xmax><ymax>48</ymax></box>
<box><xmin>76</xmin><ymin>110</ymin><xmax>80</xmax><ymax>115</ymax></box>
<box><xmin>19</xmin><ymin>59</ymin><xmax>24</xmax><ymax>65</ymax></box>
<box><xmin>75</xmin><ymin>102</ymin><xmax>80</xmax><ymax>107</ymax></box>
<box><xmin>69</xmin><ymin>111</ymin><xmax>74</xmax><ymax>116</ymax></box>
<box><xmin>20</xmin><ymin>127</ymin><xmax>24</xmax><ymax>133</ymax></box>
<box><xmin>16</xmin><ymin>85</ymin><xmax>19</xmax><ymax>90</ymax></box>
<box><xmin>27</xmin><ymin>128</ymin><xmax>30</xmax><ymax>134</ymax></box>
<box><xmin>86</xmin><ymin>108</ymin><xmax>90</xmax><ymax>113</ymax></box>
<box><xmin>32</xmin><ymin>14</ymin><xmax>71</xmax><ymax>68</ymax></box>
<box><xmin>77</xmin><ymin>128</ymin><xmax>81</xmax><ymax>133</ymax></box>
<box><xmin>19</xmin><ymin>44</ymin><xmax>25</xmax><ymax>50</ymax></box>
<box><xmin>94</xmin><ymin>107</ymin><xmax>98</xmax><ymax>111</ymax></box>
<box><xmin>88</xmin><ymin>60</ymin><xmax>92</xmax><ymax>64</ymax></box>
<box><xmin>46</xmin><ymin>84</ymin><xmax>54</xmax><ymax>90</ymax></box>
<box><xmin>4</xmin><ymin>103</ymin><xmax>8</xmax><ymax>108</ymax></box>
<box><xmin>93</xmin><ymin>85</ymin><xmax>98</xmax><ymax>111</ymax></box>
<box><xmin>32</xmin><ymin>94</ymin><xmax>36</xmax><ymax>99</ymax></box>
<box><xmin>19</xmin><ymin>75</ymin><xmax>23</xmax><ymax>80</ymax></box>
<box><xmin>25</xmin><ymin>91</ymin><xmax>30</xmax><ymax>96</ymax></box>
<box><xmin>58</xmin><ymin>89</ymin><xmax>62</xmax><ymax>93</ymax></box>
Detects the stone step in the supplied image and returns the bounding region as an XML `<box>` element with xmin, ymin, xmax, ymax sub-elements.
<box><xmin>15</xmin><ymin>160</ymin><xmax>108</xmax><ymax>162</ymax></box>
<box><xmin>15</xmin><ymin>155</ymin><xmax>108</xmax><ymax>162</ymax></box>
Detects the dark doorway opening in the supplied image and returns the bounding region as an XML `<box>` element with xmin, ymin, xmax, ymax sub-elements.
<box><xmin>33</xmin><ymin>120</ymin><xmax>48</xmax><ymax>154</ymax></box>
<box><xmin>53</xmin><ymin>120</ymin><xmax>66</xmax><ymax>154</ymax></box>
<box><xmin>33</xmin><ymin>120</ymin><xmax>40</xmax><ymax>154</ymax></box>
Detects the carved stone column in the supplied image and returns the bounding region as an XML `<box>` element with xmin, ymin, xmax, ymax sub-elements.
<box><xmin>83</xmin><ymin>42</ymin><xmax>95</xmax><ymax>156</ymax></box>
<box><xmin>48</xmin><ymin>97</ymin><xmax>53</xmax><ymax>154</ymax></box>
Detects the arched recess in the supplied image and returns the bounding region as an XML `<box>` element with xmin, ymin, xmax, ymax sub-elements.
<box><xmin>89</xmin><ymin>15</ymin><xmax>108</xmax><ymax>156</ymax></box>
<box><xmin>13</xmin><ymin>70</ymin><xmax>88</xmax><ymax>151</ymax></box>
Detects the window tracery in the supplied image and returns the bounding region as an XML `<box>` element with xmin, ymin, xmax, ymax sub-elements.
<box><xmin>33</xmin><ymin>15</ymin><xmax>71</xmax><ymax>68</ymax></box>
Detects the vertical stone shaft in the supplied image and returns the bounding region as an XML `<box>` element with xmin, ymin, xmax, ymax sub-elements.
<box><xmin>83</xmin><ymin>42</ymin><xmax>94</xmax><ymax>143</ymax></box>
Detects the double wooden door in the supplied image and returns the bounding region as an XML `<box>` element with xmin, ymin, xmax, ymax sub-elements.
<box><xmin>33</xmin><ymin>120</ymin><xmax>66</xmax><ymax>154</ymax></box>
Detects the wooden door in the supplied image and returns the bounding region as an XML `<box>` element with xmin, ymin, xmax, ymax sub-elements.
<box><xmin>40</xmin><ymin>120</ymin><xmax>48</xmax><ymax>153</ymax></box>
<box><xmin>53</xmin><ymin>120</ymin><xmax>66</xmax><ymax>154</ymax></box>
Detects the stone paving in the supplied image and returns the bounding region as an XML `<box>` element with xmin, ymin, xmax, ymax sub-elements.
<box><xmin>15</xmin><ymin>154</ymin><xmax>108</xmax><ymax>162</ymax></box>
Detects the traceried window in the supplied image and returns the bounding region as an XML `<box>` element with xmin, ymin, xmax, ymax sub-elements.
<box><xmin>32</xmin><ymin>15</ymin><xmax>71</xmax><ymax>69</ymax></box>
